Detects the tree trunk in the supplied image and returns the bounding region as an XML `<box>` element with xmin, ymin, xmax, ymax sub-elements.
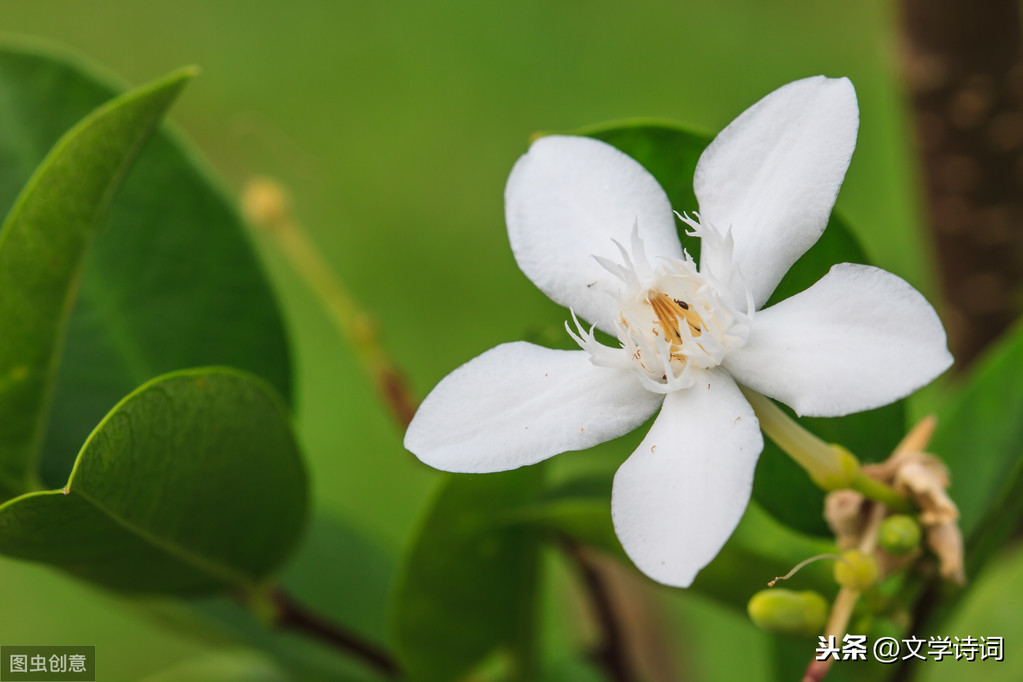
<box><xmin>900</xmin><ymin>0</ymin><xmax>1023</xmax><ymax>368</ymax></box>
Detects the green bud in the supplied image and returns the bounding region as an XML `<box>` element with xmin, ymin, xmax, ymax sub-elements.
<box><xmin>748</xmin><ymin>589</ymin><xmax>829</xmax><ymax>636</ymax></box>
<box><xmin>878</xmin><ymin>514</ymin><xmax>922</xmax><ymax>556</ymax></box>
<box><xmin>834</xmin><ymin>549</ymin><xmax>879</xmax><ymax>590</ymax></box>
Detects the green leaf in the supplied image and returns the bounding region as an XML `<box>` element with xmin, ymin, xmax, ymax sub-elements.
<box><xmin>575</xmin><ymin>121</ymin><xmax>907</xmax><ymax>536</ymax></box>
<box><xmin>917</xmin><ymin>544</ymin><xmax>1023</xmax><ymax>682</ymax></box>
<box><xmin>752</xmin><ymin>401</ymin><xmax>906</xmax><ymax>536</ymax></box>
<box><xmin>507</xmin><ymin>476</ymin><xmax>625</xmax><ymax>562</ymax></box>
<box><xmin>0</xmin><ymin>43</ymin><xmax>292</xmax><ymax>498</ymax></box>
<box><xmin>0</xmin><ymin>368</ymin><xmax>307</xmax><ymax>595</ymax></box>
<box><xmin>932</xmin><ymin>320</ymin><xmax>1023</xmax><ymax>538</ymax></box>
<box><xmin>141</xmin><ymin>651</ymin><xmax>291</xmax><ymax>682</ymax></box>
<box><xmin>0</xmin><ymin>57</ymin><xmax>192</xmax><ymax>500</ymax></box>
<box><xmin>513</xmin><ymin>477</ymin><xmax>834</xmax><ymax>612</ymax></box>
<box><xmin>913</xmin><ymin>320</ymin><xmax>1023</xmax><ymax>635</ymax></box>
<box><xmin>167</xmin><ymin>512</ymin><xmax>394</xmax><ymax>681</ymax></box>
<box><xmin>690</xmin><ymin>502</ymin><xmax>835</xmax><ymax>611</ymax></box>
<box><xmin>392</xmin><ymin>468</ymin><xmax>546</xmax><ymax>682</ymax></box>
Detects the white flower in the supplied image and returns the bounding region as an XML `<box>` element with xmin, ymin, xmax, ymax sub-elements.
<box><xmin>404</xmin><ymin>76</ymin><xmax>953</xmax><ymax>587</ymax></box>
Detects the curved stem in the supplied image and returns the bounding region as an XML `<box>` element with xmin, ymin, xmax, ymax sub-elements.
<box><xmin>561</xmin><ymin>540</ymin><xmax>635</xmax><ymax>682</ymax></box>
<box><xmin>242</xmin><ymin>178</ymin><xmax>418</xmax><ymax>428</ymax></box>
<box><xmin>268</xmin><ymin>587</ymin><xmax>401</xmax><ymax>679</ymax></box>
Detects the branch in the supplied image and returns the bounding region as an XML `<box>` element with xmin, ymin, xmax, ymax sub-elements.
<box><xmin>269</xmin><ymin>587</ymin><xmax>401</xmax><ymax>679</ymax></box>
<box><xmin>242</xmin><ymin>178</ymin><xmax>418</xmax><ymax>428</ymax></box>
<box><xmin>900</xmin><ymin>0</ymin><xmax>1023</xmax><ymax>368</ymax></box>
<box><xmin>561</xmin><ymin>539</ymin><xmax>635</xmax><ymax>682</ymax></box>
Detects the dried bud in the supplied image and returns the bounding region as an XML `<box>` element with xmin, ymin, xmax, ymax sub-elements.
<box><xmin>889</xmin><ymin>451</ymin><xmax>966</xmax><ymax>584</ymax></box>
<box><xmin>824</xmin><ymin>488</ymin><xmax>867</xmax><ymax>549</ymax></box>
<box><xmin>927</xmin><ymin>521</ymin><xmax>967</xmax><ymax>585</ymax></box>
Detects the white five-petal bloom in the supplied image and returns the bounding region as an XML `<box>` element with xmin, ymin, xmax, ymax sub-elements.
<box><xmin>405</xmin><ymin>76</ymin><xmax>953</xmax><ymax>587</ymax></box>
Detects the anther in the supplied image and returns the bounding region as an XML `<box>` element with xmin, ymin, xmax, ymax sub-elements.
<box><xmin>647</xmin><ymin>291</ymin><xmax>702</xmax><ymax>344</ymax></box>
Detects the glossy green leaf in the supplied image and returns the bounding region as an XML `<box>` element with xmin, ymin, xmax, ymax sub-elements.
<box><xmin>513</xmin><ymin>477</ymin><xmax>834</xmax><ymax>612</ymax></box>
<box><xmin>0</xmin><ymin>368</ymin><xmax>307</xmax><ymax>595</ymax></box>
<box><xmin>0</xmin><ymin>44</ymin><xmax>292</xmax><ymax>497</ymax></box>
<box><xmin>392</xmin><ymin>468</ymin><xmax>546</xmax><ymax>682</ymax></box>
<box><xmin>690</xmin><ymin>502</ymin><xmax>835</xmax><ymax>610</ymax></box>
<box><xmin>172</xmin><ymin>511</ymin><xmax>394</xmax><ymax>681</ymax></box>
<box><xmin>508</xmin><ymin>475</ymin><xmax>624</xmax><ymax>562</ymax></box>
<box><xmin>577</xmin><ymin>121</ymin><xmax>906</xmax><ymax>536</ymax></box>
<box><xmin>0</xmin><ymin>58</ymin><xmax>192</xmax><ymax>500</ymax></box>
<box><xmin>752</xmin><ymin>402</ymin><xmax>906</xmax><ymax>536</ymax></box>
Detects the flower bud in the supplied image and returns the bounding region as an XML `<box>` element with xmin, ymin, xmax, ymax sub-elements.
<box><xmin>878</xmin><ymin>514</ymin><xmax>922</xmax><ymax>556</ymax></box>
<box><xmin>747</xmin><ymin>589</ymin><xmax>829</xmax><ymax>636</ymax></box>
<box><xmin>834</xmin><ymin>549</ymin><xmax>879</xmax><ymax>590</ymax></box>
<box><xmin>241</xmin><ymin>177</ymin><xmax>290</xmax><ymax>229</ymax></box>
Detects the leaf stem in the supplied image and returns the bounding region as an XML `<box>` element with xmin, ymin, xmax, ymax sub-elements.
<box><xmin>242</xmin><ymin>178</ymin><xmax>418</xmax><ymax>428</ymax></box>
<box><xmin>268</xmin><ymin>586</ymin><xmax>401</xmax><ymax>679</ymax></box>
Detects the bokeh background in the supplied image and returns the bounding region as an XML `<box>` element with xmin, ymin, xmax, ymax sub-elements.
<box><xmin>2</xmin><ymin>2</ymin><xmax>1012</xmax><ymax>680</ymax></box>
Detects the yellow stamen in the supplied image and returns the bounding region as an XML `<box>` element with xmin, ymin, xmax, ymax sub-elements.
<box><xmin>647</xmin><ymin>291</ymin><xmax>702</xmax><ymax>345</ymax></box>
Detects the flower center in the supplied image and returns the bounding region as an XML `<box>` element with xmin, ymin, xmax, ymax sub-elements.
<box><xmin>647</xmin><ymin>291</ymin><xmax>702</xmax><ymax>343</ymax></box>
<box><xmin>568</xmin><ymin>218</ymin><xmax>753</xmax><ymax>394</ymax></box>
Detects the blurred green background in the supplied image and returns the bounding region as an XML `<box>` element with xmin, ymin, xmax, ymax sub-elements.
<box><xmin>0</xmin><ymin>1</ymin><xmax>987</xmax><ymax>680</ymax></box>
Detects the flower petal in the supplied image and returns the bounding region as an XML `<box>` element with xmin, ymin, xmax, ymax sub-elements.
<box><xmin>506</xmin><ymin>135</ymin><xmax>682</xmax><ymax>333</ymax></box>
<box><xmin>724</xmin><ymin>263</ymin><xmax>953</xmax><ymax>417</ymax></box>
<box><xmin>694</xmin><ymin>76</ymin><xmax>859</xmax><ymax>308</ymax></box>
<box><xmin>611</xmin><ymin>369</ymin><xmax>763</xmax><ymax>587</ymax></box>
<box><xmin>405</xmin><ymin>341</ymin><xmax>663</xmax><ymax>473</ymax></box>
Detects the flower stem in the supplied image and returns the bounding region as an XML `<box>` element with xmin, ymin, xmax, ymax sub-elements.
<box><xmin>739</xmin><ymin>386</ymin><xmax>911</xmax><ymax>510</ymax></box>
<box><xmin>242</xmin><ymin>178</ymin><xmax>418</xmax><ymax>428</ymax></box>
<box><xmin>739</xmin><ymin>386</ymin><xmax>856</xmax><ymax>489</ymax></box>
<box><xmin>802</xmin><ymin>503</ymin><xmax>886</xmax><ymax>682</ymax></box>
<box><xmin>850</xmin><ymin>472</ymin><xmax>913</xmax><ymax>513</ymax></box>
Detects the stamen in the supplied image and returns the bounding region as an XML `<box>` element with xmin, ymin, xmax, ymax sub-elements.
<box><xmin>567</xmin><ymin>218</ymin><xmax>753</xmax><ymax>393</ymax></box>
<box><xmin>646</xmin><ymin>291</ymin><xmax>702</xmax><ymax>345</ymax></box>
